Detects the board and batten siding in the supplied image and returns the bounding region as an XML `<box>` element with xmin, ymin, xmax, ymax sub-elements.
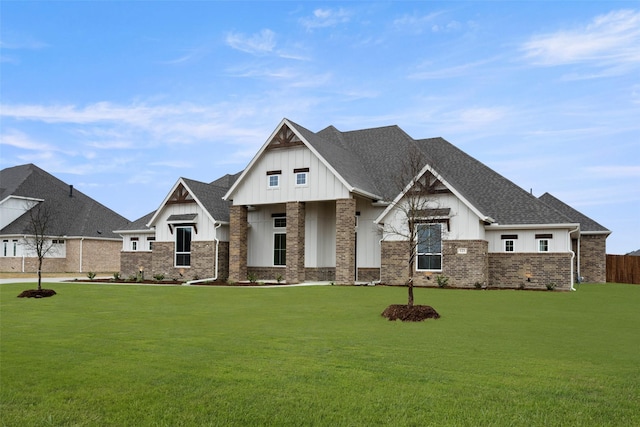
<box><xmin>153</xmin><ymin>203</ymin><xmax>220</xmax><ymax>242</ymax></box>
<box><xmin>246</xmin><ymin>198</ymin><xmax>383</xmax><ymax>269</ymax></box>
<box><xmin>381</xmin><ymin>193</ymin><xmax>485</xmax><ymax>242</ymax></box>
<box><xmin>230</xmin><ymin>146</ymin><xmax>350</xmax><ymax>206</ymax></box>
<box><xmin>485</xmin><ymin>229</ymin><xmax>571</xmax><ymax>253</ymax></box>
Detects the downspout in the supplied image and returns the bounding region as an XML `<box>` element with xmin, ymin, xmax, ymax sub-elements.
<box><xmin>22</xmin><ymin>235</ymin><xmax>27</xmax><ymax>273</ymax></box>
<box><xmin>569</xmin><ymin>226</ymin><xmax>579</xmax><ymax>291</ymax></box>
<box><xmin>79</xmin><ymin>237</ymin><xmax>84</xmax><ymax>273</ymax></box>
<box><xmin>373</xmin><ymin>224</ymin><xmax>385</xmax><ymax>285</ymax></box>
<box><xmin>186</xmin><ymin>223</ymin><xmax>221</xmax><ymax>285</ymax></box>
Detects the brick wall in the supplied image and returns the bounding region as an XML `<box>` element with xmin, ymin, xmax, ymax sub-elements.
<box><xmin>380</xmin><ymin>240</ymin><xmax>410</xmax><ymax>286</ymax></box>
<box><xmin>430</xmin><ymin>240</ymin><xmax>488</xmax><ymax>288</ymax></box>
<box><xmin>335</xmin><ymin>198</ymin><xmax>356</xmax><ymax>285</ymax></box>
<box><xmin>286</xmin><ymin>201</ymin><xmax>305</xmax><ymax>284</ymax></box>
<box><xmin>1</xmin><ymin>239</ymin><xmax>120</xmax><ymax>274</ymax></box>
<box><xmin>381</xmin><ymin>239</ymin><xmax>489</xmax><ymax>287</ymax></box>
<box><xmin>229</xmin><ymin>205</ymin><xmax>248</xmax><ymax>283</ymax></box>
<box><xmin>488</xmin><ymin>252</ymin><xmax>573</xmax><ymax>290</ymax></box>
<box><xmin>120</xmin><ymin>251</ymin><xmax>153</xmax><ymax>279</ymax></box>
<box><xmin>580</xmin><ymin>234</ymin><xmax>607</xmax><ymax>283</ymax></box>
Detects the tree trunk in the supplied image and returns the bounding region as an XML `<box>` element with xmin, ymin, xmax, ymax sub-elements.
<box><xmin>37</xmin><ymin>259</ymin><xmax>43</xmax><ymax>291</ymax></box>
<box><xmin>407</xmin><ymin>281</ymin><xmax>414</xmax><ymax>307</ymax></box>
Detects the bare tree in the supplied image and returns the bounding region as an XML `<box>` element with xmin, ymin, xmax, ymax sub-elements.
<box><xmin>382</xmin><ymin>145</ymin><xmax>449</xmax><ymax>307</ymax></box>
<box><xmin>23</xmin><ymin>203</ymin><xmax>56</xmax><ymax>291</ymax></box>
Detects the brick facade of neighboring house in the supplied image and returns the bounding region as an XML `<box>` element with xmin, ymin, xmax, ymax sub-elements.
<box><xmin>1</xmin><ymin>164</ymin><xmax>130</xmax><ymax>275</ymax></box>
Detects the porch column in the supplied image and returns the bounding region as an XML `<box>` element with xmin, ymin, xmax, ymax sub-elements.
<box><xmin>229</xmin><ymin>205</ymin><xmax>248</xmax><ymax>283</ymax></box>
<box><xmin>286</xmin><ymin>201</ymin><xmax>305</xmax><ymax>284</ymax></box>
<box><xmin>335</xmin><ymin>198</ymin><xmax>356</xmax><ymax>285</ymax></box>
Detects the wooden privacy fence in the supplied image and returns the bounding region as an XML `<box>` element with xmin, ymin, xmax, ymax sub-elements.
<box><xmin>606</xmin><ymin>255</ymin><xmax>640</xmax><ymax>284</ymax></box>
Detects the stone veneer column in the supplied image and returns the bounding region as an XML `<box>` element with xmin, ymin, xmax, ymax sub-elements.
<box><xmin>335</xmin><ymin>198</ymin><xmax>356</xmax><ymax>285</ymax></box>
<box><xmin>229</xmin><ymin>205</ymin><xmax>248</xmax><ymax>283</ymax></box>
<box><xmin>286</xmin><ymin>202</ymin><xmax>305</xmax><ymax>284</ymax></box>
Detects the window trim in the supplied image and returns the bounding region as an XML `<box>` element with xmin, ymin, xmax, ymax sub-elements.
<box><xmin>175</xmin><ymin>226</ymin><xmax>192</xmax><ymax>267</ymax></box>
<box><xmin>504</xmin><ymin>240</ymin><xmax>515</xmax><ymax>252</ymax></box>
<box><xmin>416</xmin><ymin>223</ymin><xmax>443</xmax><ymax>272</ymax></box>
<box><xmin>537</xmin><ymin>239</ymin><xmax>550</xmax><ymax>252</ymax></box>
<box><xmin>267</xmin><ymin>170</ymin><xmax>281</xmax><ymax>189</ymax></box>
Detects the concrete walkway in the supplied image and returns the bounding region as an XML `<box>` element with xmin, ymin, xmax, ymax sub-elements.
<box><xmin>0</xmin><ymin>276</ymin><xmax>337</xmax><ymax>287</ymax></box>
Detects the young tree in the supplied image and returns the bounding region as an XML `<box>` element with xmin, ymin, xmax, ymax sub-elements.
<box><xmin>23</xmin><ymin>203</ymin><xmax>56</xmax><ymax>291</ymax></box>
<box><xmin>383</xmin><ymin>144</ymin><xmax>448</xmax><ymax>308</ymax></box>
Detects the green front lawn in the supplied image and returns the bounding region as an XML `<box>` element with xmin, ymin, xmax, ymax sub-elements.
<box><xmin>1</xmin><ymin>283</ymin><xmax>638</xmax><ymax>426</ymax></box>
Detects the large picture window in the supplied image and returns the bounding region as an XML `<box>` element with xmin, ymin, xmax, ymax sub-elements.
<box><xmin>416</xmin><ymin>223</ymin><xmax>442</xmax><ymax>271</ymax></box>
<box><xmin>175</xmin><ymin>226</ymin><xmax>192</xmax><ymax>267</ymax></box>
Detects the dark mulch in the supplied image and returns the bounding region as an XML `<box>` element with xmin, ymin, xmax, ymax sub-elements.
<box><xmin>381</xmin><ymin>304</ymin><xmax>440</xmax><ymax>322</ymax></box>
<box><xmin>17</xmin><ymin>289</ymin><xmax>57</xmax><ymax>298</ymax></box>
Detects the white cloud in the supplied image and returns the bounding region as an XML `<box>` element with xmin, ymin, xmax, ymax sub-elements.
<box><xmin>0</xmin><ymin>129</ymin><xmax>54</xmax><ymax>151</ymax></box>
<box><xmin>299</xmin><ymin>8</ymin><xmax>351</xmax><ymax>30</ymax></box>
<box><xmin>226</xmin><ymin>29</ymin><xmax>276</xmax><ymax>55</ymax></box>
<box><xmin>521</xmin><ymin>9</ymin><xmax>640</xmax><ymax>70</ymax></box>
<box><xmin>584</xmin><ymin>165</ymin><xmax>640</xmax><ymax>178</ymax></box>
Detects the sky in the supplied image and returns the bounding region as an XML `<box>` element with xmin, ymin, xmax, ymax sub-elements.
<box><xmin>1</xmin><ymin>1</ymin><xmax>639</xmax><ymax>254</ymax></box>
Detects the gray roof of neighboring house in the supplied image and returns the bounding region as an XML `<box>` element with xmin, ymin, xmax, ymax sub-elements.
<box><xmin>1</xmin><ymin>164</ymin><xmax>130</xmax><ymax>238</ymax></box>
<box><xmin>539</xmin><ymin>192</ymin><xmax>610</xmax><ymax>233</ymax></box>
<box><xmin>115</xmin><ymin>210</ymin><xmax>156</xmax><ymax>232</ymax></box>
<box><xmin>287</xmin><ymin>120</ymin><xmax>576</xmax><ymax>226</ymax></box>
<box><xmin>627</xmin><ymin>249</ymin><xmax>640</xmax><ymax>256</ymax></box>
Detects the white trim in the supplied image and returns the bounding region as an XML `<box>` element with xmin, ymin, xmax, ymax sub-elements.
<box><xmin>374</xmin><ymin>164</ymin><xmax>493</xmax><ymax>225</ymax></box>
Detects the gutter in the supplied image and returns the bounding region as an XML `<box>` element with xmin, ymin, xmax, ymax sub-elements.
<box><xmin>185</xmin><ymin>223</ymin><xmax>221</xmax><ymax>285</ymax></box>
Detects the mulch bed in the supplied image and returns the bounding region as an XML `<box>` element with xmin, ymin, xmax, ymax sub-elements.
<box><xmin>17</xmin><ymin>289</ymin><xmax>57</xmax><ymax>298</ymax></box>
<box><xmin>381</xmin><ymin>304</ymin><xmax>440</xmax><ymax>322</ymax></box>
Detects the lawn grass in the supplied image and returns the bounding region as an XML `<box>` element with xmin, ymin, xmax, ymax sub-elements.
<box><xmin>1</xmin><ymin>282</ymin><xmax>638</xmax><ymax>426</ymax></box>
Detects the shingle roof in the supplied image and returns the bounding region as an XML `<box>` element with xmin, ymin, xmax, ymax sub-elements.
<box><xmin>115</xmin><ymin>210</ymin><xmax>155</xmax><ymax>232</ymax></box>
<box><xmin>539</xmin><ymin>192</ymin><xmax>610</xmax><ymax>233</ymax></box>
<box><xmin>288</xmin><ymin>120</ymin><xmax>574</xmax><ymax>225</ymax></box>
<box><xmin>1</xmin><ymin>164</ymin><xmax>130</xmax><ymax>238</ymax></box>
<box><xmin>183</xmin><ymin>174</ymin><xmax>239</xmax><ymax>223</ymax></box>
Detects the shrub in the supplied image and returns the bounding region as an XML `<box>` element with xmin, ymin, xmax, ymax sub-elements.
<box><xmin>247</xmin><ymin>273</ymin><xmax>257</xmax><ymax>283</ymax></box>
<box><xmin>546</xmin><ymin>283</ymin><xmax>557</xmax><ymax>291</ymax></box>
<box><xmin>436</xmin><ymin>275</ymin><xmax>449</xmax><ymax>288</ymax></box>
<box><xmin>87</xmin><ymin>271</ymin><xmax>96</xmax><ymax>280</ymax></box>
<box><xmin>153</xmin><ymin>273</ymin><xmax>165</xmax><ymax>282</ymax></box>
<box><xmin>112</xmin><ymin>272</ymin><xmax>121</xmax><ymax>281</ymax></box>
<box><xmin>276</xmin><ymin>274</ymin><xmax>284</xmax><ymax>284</ymax></box>
<box><xmin>474</xmin><ymin>281</ymin><xmax>483</xmax><ymax>289</ymax></box>
<box><xmin>127</xmin><ymin>275</ymin><xmax>137</xmax><ymax>282</ymax></box>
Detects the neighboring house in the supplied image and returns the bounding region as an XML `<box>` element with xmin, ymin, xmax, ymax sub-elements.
<box><xmin>116</xmin><ymin>173</ymin><xmax>240</xmax><ymax>282</ymax></box>
<box><xmin>220</xmin><ymin>118</ymin><xmax>610</xmax><ymax>289</ymax></box>
<box><xmin>0</xmin><ymin>164</ymin><xmax>130</xmax><ymax>273</ymax></box>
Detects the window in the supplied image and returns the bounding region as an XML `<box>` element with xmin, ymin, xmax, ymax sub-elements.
<box><xmin>273</xmin><ymin>216</ymin><xmax>286</xmax><ymax>266</ymax></box>
<box><xmin>2</xmin><ymin>240</ymin><xmax>7</xmax><ymax>257</ymax></box>
<box><xmin>501</xmin><ymin>234</ymin><xmax>518</xmax><ymax>252</ymax></box>
<box><xmin>267</xmin><ymin>170</ymin><xmax>281</xmax><ymax>188</ymax></box>
<box><xmin>175</xmin><ymin>226</ymin><xmax>192</xmax><ymax>267</ymax></box>
<box><xmin>294</xmin><ymin>168</ymin><xmax>309</xmax><ymax>186</ymax></box>
<box><xmin>131</xmin><ymin>237</ymin><xmax>138</xmax><ymax>251</ymax></box>
<box><xmin>274</xmin><ymin>233</ymin><xmax>286</xmax><ymax>266</ymax></box>
<box><xmin>538</xmin><ymin>239</ymin><xmax>549</xmax><ymax>252</ymax></box>
<box><xmin>147</xmin><ymin>237</ymin><xmax>155</xmax><ymax>251</ymax></box>
<box><xmin>12</xmin><ymin>240</ymin><xmax>17</xmax><ymax>257</ymax></box>
<box><xmin>416</xmin><ymin>223</ymin><xmax>442</xmax><ymax>271</ymax></box>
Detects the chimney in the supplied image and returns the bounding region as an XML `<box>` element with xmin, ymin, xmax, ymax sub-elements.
<box><xmin>69</xmin><ymin>184</ymin><xmax>73</xmax><ymax>197</ymax></box>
